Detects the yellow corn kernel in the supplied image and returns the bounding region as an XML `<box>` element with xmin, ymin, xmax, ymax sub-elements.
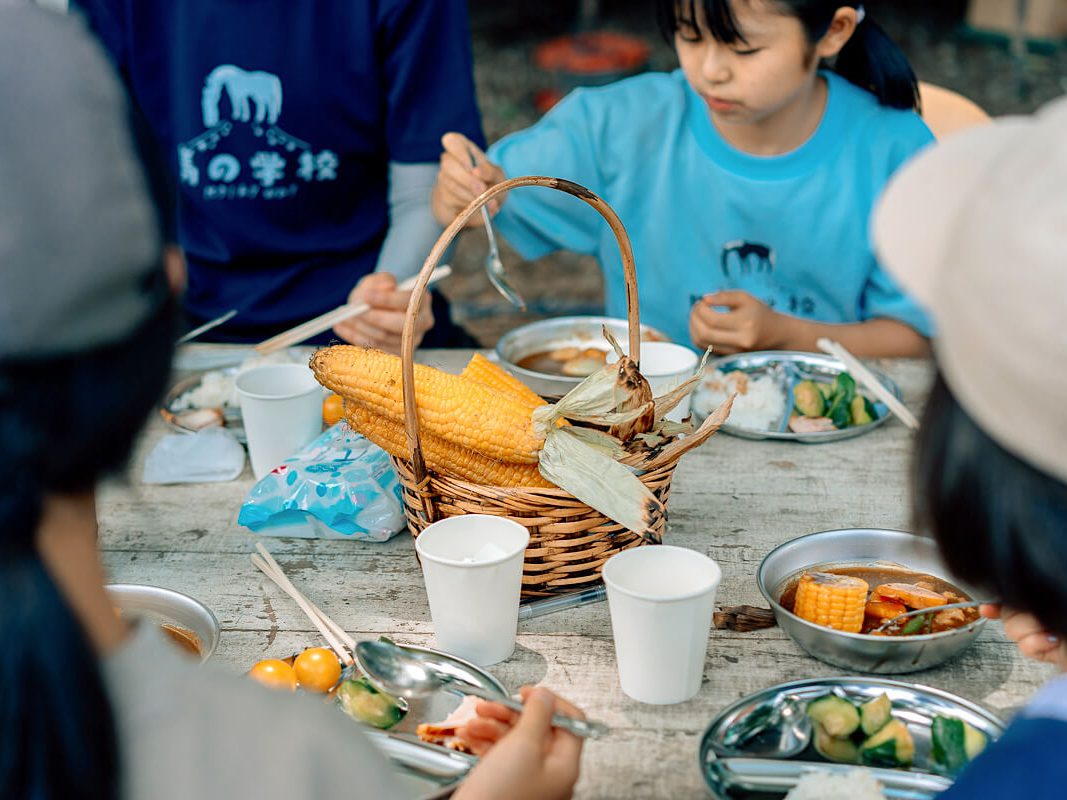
<box><xmin>461</xmin><ymin>353</ymin><xmax>545</xmax><ymax>410</ymax></box>
<box><xmin>345</xmin><ymin>404</ymin><xmax>552</xmax><ymax>489</ymax></box>
<box><xmin>793</xmin><ymin>572</ymin><xmax>869</xmax><ymax>633</ymax></box>
<box><xmin>311</xmin><ymin>345</ymin><xmax>543</xmax><ymax>464</ymax></box>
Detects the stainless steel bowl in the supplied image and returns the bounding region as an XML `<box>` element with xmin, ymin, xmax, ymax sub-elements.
<box><xmin>494</xmin><ymin>316</ymin><xmax>669</xmax><ymax>399</ymax></box>
<box><xmin>107</xmin><ymin>583</ymin><xmax>221</xmax><ymax>662</ymax></box>
<box><xmin>757</xmin><ymin>529</ymin><xmax>986</xmax><ymax>674</ymax></box>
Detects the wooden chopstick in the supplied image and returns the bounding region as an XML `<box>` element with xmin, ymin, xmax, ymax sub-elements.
<box><xmin>254</xmin><ymin>265</ymin><xmax>452</xmax><ymax>356</ymax></box>
<box><xmin>816</xmin><ymin>338</ymin><xmax>920</xmax><ymax>430</ymax></box>
<box><xmin>251</xmin><ymin>546</ymin><xmax>354</xmax><ymax>664</ymax></box>
<box><xmin>252</xmin><ymin>543</ymin><xmax>357</xmax><ymax>653</ymax></box>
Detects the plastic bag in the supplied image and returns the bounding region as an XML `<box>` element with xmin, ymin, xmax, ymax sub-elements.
<box><xmin>142</xmin><ymin>427</ymin><xmax>246</xmax><ymax>484</ymax></box>
<box><xmin>238</xmin><ymin>424</ymin><xmax>406</xmax><ymax>541</ymax></box>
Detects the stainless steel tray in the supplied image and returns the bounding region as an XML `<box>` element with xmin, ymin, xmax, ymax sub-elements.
<box><xmin>161</xmin><ymin>367</ymin><xmax>246</xmax><ymax>441</ymax></box>
<box><xmin>353</xmin><ymin>642</ymin><xmax>507</xmax><ymax>799</ymax></box>
<box><xmin>693</xmin><ymin>351</ymin><xmax>902</xmax><ymax>443</ymax></box>
<box><xmin>700</xmin><ymin>676</ymin><xmax>1005</xmax><ymax>799</ymax></box>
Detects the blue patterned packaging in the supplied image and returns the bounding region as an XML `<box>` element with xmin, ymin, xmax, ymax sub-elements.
<box><xmin>238</xmin><ymin>424</ymin><xmax>405</xmax><ymax>541</ymax></box>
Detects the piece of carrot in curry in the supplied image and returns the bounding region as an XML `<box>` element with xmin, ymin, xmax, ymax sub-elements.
<box><xmin>874</xmin><ymin>583</ymin><xmax>948</xmax><ymax>610</ymax></box>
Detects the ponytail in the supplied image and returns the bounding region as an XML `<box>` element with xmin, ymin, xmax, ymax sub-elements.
<box><xmin>834</xmin><ymin>11</ymin><xmax>921</xmax><ymax>111</ymax></box>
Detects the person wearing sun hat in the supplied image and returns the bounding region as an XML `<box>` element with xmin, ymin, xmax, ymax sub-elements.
<box><xmin>0</xmin><ymin>6</ymin><xmax>585</xmax><ymax>800</ymax></box>
<box><xmin>873</xmin><ymin>94</ymin><xmax>1067</xmax><ymax>798</ymax></box>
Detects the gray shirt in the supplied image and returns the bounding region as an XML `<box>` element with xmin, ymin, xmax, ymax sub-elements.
<box><xmin>103</xmin><ymin>624</ymin><xmax>402</xmax><ymax>799</ymax></box>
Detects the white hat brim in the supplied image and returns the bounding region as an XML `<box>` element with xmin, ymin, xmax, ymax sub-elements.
<box><xmin>873</xmin><ymin>119</ymin><xmax>1027</xmax><ymax>308</ymax></box>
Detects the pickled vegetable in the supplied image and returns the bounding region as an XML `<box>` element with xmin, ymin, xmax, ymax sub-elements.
<box><xmin>859</xmin><ymin>693</ymin><xmax>892</xmax><ymax>736</ymax></box>
<box><xmin>793</xmin><ymin>380</ymin><xmax>826</xmax><ymax>417</ymax></box>
<box><xmin>850</xmin><ymin>395</ymin><xmax>875</xmax><ymax>426</ymax></box>
<box><xmin>808</xmin><ymin>694</ymin><xmax>860</xmax><ymax>738</ymax></box>
<box><xmin>932</xmin><ymin>715</ymin><xmax>988</xmax><ymax>773</ymax></box>
<box><xmin>860</xmin><ymin>719</ymin><xmax>915</xmax><ymax>767</ymax></box>
<box><xmin>336</xmin><ymin>676</ymin><xmax>407</xmax><ymax>729</ymax></box>
<box><xmin>814</xmin><ymin>723</ymin><xmax>859</xmax><ymax>764</ymax></box>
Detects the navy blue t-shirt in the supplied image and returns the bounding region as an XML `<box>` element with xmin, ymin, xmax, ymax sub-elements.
<box><xmin>74</xmin><ymin>0</ymin><xmax>484</xmax><ymax>342</ymax></box>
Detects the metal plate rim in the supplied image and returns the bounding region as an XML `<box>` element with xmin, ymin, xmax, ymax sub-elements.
<box><xmin>161</xmin><ymin>367</ymin><xmax>246</xmax><ymax>441</ymax></box>
<box><xmin>700</xmin><ymin>675</ymin><xmax>1006</xmax><ymax>799</ymax></box>
<box><xmin>693</xmin><ymin>351</ymin><xmax>902</xmax><ymax>443</ymax></box>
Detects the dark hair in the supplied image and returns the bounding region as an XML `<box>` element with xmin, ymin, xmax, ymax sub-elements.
<box><xmin>913</xmin><ymin>372</ymin><xmax>1067</xmax><ymax>637</ymax></box>
<box><xmin>0</xmin><ymin>290</ymin><xmax>176</xmax><ymax>800</ymax></box>
<box><xmin>655</xmin><ymin>0</ymin><xmax>921</xmax><ymax>111</ymax></box>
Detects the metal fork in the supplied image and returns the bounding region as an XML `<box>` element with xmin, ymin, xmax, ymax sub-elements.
<box><xmin>468</xmin><ymin>147</ymin><xmax>526</xmax><ymax>310</ymax></box>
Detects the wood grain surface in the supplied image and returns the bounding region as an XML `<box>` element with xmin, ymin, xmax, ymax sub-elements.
<box><xmin>99</xmin><ymin>348</ymin><xmax>1056</xmax><ymax>799</ymax></box>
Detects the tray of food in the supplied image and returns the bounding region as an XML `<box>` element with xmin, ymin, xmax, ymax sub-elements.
<box><xmin>161</xmin><ymin>350</ymin><xmax>339</xmax><ymax>441</ymax></box>
<box><xmin>757</xmin><ymin>529</ymin><xmax>987</xmax><ymax>673</ymax></box>
<box><xmin>692</xmin><ymin>352</ymin><xmax>901</xmax><ymax>443</ymax></box>
<box><xmin>700</xmin><ymin>676</ymin><xmax>1005</xmax><ymax>799</ymax></box>
<box><xmin>248</xmin><ymin>641</ymin><xmax>503</xmax><ymax>799</ymax></box>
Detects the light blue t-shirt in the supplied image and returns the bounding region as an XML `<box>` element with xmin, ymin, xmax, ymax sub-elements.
<box><xmin>488</xmin><ymin>70</ymin><xmax>935</xmax><ymax>346</ymax></box>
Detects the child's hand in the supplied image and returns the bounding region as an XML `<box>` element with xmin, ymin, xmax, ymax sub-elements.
<box><xmin>689</xmin><ymin>291</ymin><xmax>787</xmax><ymax>354</ymax></box>
<box><xmin>982</xmin><ymin>604</ymin><xmax>1067</xmax><ymax>671</ymax></box>
<box><xmin>453</xmin><ymin>687</ymin><xmax>585</xmax><ymax>800</ymax></box>
<box><xmin>334</xmin><ymin>272</ymin><xmax>433</xmax><ymax>354</ymax></box>
<box><xmin>432</xmin><ymin>132</ymin><xmax>507</xmax><ymax>226</ymax></box>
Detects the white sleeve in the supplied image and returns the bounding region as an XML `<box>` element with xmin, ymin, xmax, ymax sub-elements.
<box><xmin>374</xmin><ymin>161</ymin><xmax>444</xmax><ymax>280</ymax></box>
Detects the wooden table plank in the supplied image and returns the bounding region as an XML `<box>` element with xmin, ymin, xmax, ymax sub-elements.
<box><xmin>97</xmin><ymin>348</ymin><xmax>1057</xmax><ymax>799</ymax></box>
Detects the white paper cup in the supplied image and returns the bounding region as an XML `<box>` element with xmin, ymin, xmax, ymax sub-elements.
<box><xmin>635</xmin><ymin>342</ymin><xmax>699</xmax><ymax>422</ymax></box>
<box><xmin>415</xmin><ymin>515</ymin><xmax>530</xmax><ymax>665</ymax></box>
<box><xmin>235</xmin><ymin>364</ymin><xmax>322</xmax><ymax>479</ymax></box>
<box><xmin>602</xmin><ymin>545</ymin><xmax>721</xmax><ymax>704</ymax></box>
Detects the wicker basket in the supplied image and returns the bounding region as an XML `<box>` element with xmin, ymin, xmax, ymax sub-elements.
<box><xmin>393</xmin><ymin>176</ymin><xmax>723</xmax><ymax>598</ymax></box>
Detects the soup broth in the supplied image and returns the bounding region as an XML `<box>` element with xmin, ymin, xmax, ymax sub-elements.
<box><xmin>516</xmin><ymin>347</ymin><xmax>610</xmax><ymax>377</ymax></box>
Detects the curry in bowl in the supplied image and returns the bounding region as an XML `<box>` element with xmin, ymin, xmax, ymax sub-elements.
<box><xmin>778</xmin><ymin>564</ymin><xmax>980</xmax><ymax>636</ymax></box>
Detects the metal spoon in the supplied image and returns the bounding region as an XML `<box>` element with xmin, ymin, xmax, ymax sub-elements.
<box><xmin>467</xmin><ymin>147</ymin><xmax>526</xmax><ymax>311</ymax></box>
<box><xmin>356</xmin><ymin>640</ymin><xmax>609</xmax><ymax>740</ymax></box>
<box><xmin>720</xmin><ymin>694</ymin><xmax>811</xmax><ymax>758</ymax></box>
<box><xmin>871</xmin><ymin>600</ymin><xmax>986</xmax><ymax>634</ymax></box>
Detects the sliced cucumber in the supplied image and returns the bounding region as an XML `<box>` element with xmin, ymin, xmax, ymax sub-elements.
<box><xmin>814</xmin><ymin>722</ymin><xmax>859</xmax><ymax>764</ymax></box>
<box><xmin>807</xmin><ymin>693</ymin><xmax>861</xmax><ymax>738</ymax></box>
<box><xmin>932</xmin><ymin>715</ymin><xmax>988</xmax><ymax>773</ymax></box>
<box><xmin>860</xmin><ymin>719</ymin><xmax>915</xmax><ymax>767</ymax></box>
<box><xmin>859</xmin><ymin>693</ymin><xmax>892</xmax><ymax>736</ymax></box>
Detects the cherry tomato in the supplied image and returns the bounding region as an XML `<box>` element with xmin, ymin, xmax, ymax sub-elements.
<box><xmin>249</xmin><ymin>659</ymin><xmax>297</xmax><ymax>692</ymax></box>
<box><xmin>323</xmin><ymin>394</ymin><xmax>344</xmax><ymax>426</ymax></box>
<box><xmin>294</xmin><ymin>647</ymin><xmax>342</xmax><ymax>693</ymax></box>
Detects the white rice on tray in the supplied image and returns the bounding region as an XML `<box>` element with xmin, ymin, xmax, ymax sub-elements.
<box><xmin>693</xmin><ymin>369</ymin><xmax>786</xmax><ymax>431</ymax></box>
<box><xmin>784</xmin><ymin>768</ymin><xmax>886</xmax><ymax>800</ymax></box>
<box><xmin>170</xmin><ymin>350</ymin><xmax>295</xmax><ymax>411</ymax></box>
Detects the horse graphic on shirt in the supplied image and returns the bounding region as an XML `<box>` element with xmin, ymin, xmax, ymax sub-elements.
<box><xmin>721</xmin><ymin>240</ymin><xmax>775</xmax><ymax>278</ymax></box>
<box><xmin>717</xmin><ymin>239</ymin><xmax>818</xmax><ymax>316</ymax></box>
<box><xmin>179</xmin><ymin>65</ymin><xmax>337</xmax><ymax>197</ymax></box>
<box><xmin>201</xmin><ymin>65</ymin><xmax>282</xmax><ymax>127</ymax></box>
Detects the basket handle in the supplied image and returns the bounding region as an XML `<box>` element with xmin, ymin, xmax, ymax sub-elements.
<box><xmin>400</xmin><ymin>176</ymin><xmax>641</xmax><ymax>486</ymax></box>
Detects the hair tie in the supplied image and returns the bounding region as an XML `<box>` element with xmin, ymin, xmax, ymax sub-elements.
<box><xmin>855</xmin><ymin>4</ymin><xmax>867</xmax><ymax>25</ymax></box>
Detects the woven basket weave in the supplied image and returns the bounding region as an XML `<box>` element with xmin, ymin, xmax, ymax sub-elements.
<box><xmin>394</xmin><ymin>176</ymin><xmax>707</xmax><ymax>598</ymax></box>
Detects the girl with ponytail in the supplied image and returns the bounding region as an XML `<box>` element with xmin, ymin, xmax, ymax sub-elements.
<box><xmin>2</xmin><ymin>8</ymin><xmax>584</xmax><ymax>800</ymax></box>
<box><xmin>434</xmin><ymin>1</ymin><xmax>936</xmax><ymax>358</ymax></box>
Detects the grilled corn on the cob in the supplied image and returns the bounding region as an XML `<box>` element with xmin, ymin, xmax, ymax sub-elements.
<box><xmin>461</xmin><ymin>353</ymin><xmax>545</xmax><ymax>410</ymax></box>
<box><xmin>311</xmin><ymin>346</ymin><xmax>543</xmax><ymax>464</ymax></box>
<box><xmin>345</xmin><ymin>403</ymin><xmax>552</xmax><ymax>488</ymax></box>
<box><xmin>793</xmin><ymin>572</ymin><xmax>869</xmax><ymax>633</ymax></box>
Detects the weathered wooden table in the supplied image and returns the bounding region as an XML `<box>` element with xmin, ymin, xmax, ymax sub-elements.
<box><xmin>98</xmin><ymin>349</ymin><xmax>1055</xmax><ymax>799</ymax></box>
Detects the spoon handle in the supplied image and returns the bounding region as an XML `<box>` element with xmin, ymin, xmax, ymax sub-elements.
<box><xmin>454</xmin><ymin>684</ymin><xmax>610</xmax><ymax>740</ymax></box>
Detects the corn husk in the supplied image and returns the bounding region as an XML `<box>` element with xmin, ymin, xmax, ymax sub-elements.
<box><xmin>538</xmin><ymin>426</ymin><xmax>662</xmax><ymax>542</ymax></box>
